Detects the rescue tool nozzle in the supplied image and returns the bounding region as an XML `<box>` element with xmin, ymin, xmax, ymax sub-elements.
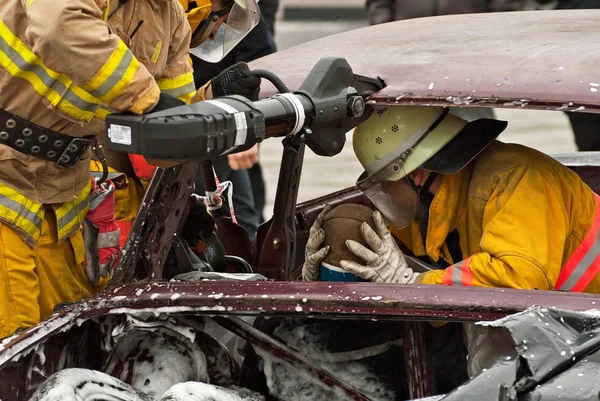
<box><xmin>104</xmin><ymin>58</ymin><xmax>384</xmax><ymax>160</ymax></box>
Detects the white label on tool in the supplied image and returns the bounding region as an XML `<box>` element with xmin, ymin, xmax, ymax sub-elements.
<box><xmin>109</xmin><ymin>124</ymin><xmax>132</xmax><ymax>145</ymax></box>
<box><xmin>233</xmin><ymin>112</ymin><xmax>247</xmax><ymax>146</ymax></box>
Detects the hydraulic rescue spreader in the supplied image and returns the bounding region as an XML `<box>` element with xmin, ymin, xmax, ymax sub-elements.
<box><xmin>103</xmin><ymin>57</ymin><xmax>384</xmax><ymax>283</ymax></box>
<box><xmin>104</xmin><ymin>57</ymin><xmax>382</xmax><ymax>160</ymax></box>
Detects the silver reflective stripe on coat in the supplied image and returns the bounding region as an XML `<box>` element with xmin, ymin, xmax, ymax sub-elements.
<box><xmin>0</xmin><ymin>35</ymin><xmax>99</xmax><ymax>113</ymax></box>
<box><xmin>0</xmin><ymin>193</ymin><xmax>43</xmax><ymax>231</ymax></box>
<box><xmin>58</xmin><ymin>194</ymin><xmax>90</xmax><ymax>230</ymax></box>
<box><xmin>87</xmin><ymin>51</ymin><xmax>134</xmax><ymax>100</ymax></box>
<box><xmin>451</xmin><ymin>260</ymin><xmax>465</xmax><ymax>285</ymax></box>
<box><xmin>161</xmin><ymin>81</ymin><xmax>196</xmax><ymax>99</ymax></box>
<box><xmin>556</xmin><ymin>230</ymin><xmax>600</xmax><ymax>291</ymax></box>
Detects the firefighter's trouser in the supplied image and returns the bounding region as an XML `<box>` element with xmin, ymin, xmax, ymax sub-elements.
<box><xmin>0</xmin><ymin>210</ymin><xmax>92</xmax><ymax>339</ymax></box>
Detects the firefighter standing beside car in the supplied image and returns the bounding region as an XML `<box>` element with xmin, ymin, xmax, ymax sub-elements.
<box><xmin>0</xmin><ymin>0</ymin><xmax>259</xmax><ymax>339</ymax></box>
<box><xmin>303</xmin><ymin>106</ymin><xmax>600</xmax><ymax>376</ymax></box>
<box><xmin>92</xmin><ymin>0</ymin><xmax>262</xmax><ymax>247</ymax></box>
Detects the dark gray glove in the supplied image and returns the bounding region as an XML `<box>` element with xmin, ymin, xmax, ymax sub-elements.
<box><xmin>211</xmin><ymin>62</ymin><xmax>261</xmax><ymax>101</ymax></box>
<box><xmin>181</xmin><ymin>195</ymin><xmax>215</xmax><ymax>246</ymax></box>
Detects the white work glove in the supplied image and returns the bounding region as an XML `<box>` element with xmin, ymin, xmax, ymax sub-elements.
<box><xmin>340</xmin><ymin>211</ymin><xmax>416</xmax><ymax>284</ymax></box>
<box><xmin>300</xmin><ymin>204</ymin><xmax>332</xmax><ymax>281</ymax></box>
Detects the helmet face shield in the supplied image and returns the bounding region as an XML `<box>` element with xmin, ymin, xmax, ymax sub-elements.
<box><xmin>191</xmin><ymin>0</ymin><xmax>261</xmax><ymax>63</ymax></box>
<box><xmin>358</xmin><ymin>166</ymin><xmax>419</xmax><ymax>229</ymax></box>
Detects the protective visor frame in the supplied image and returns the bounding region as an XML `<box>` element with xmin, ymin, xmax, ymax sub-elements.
<box><xmin>356</xmin><ymin>108</ymin><xmax>450</xmax><ymax>192</ymax></box>
<box><xmin>355</xmin><ymin>108</ymin><xmax>449</xmax><ymax>228</ymax></box>
<box><xmin>191</xmin><ymin>0</ymin><xmax>261</xmax><ymax>63</ymax></box>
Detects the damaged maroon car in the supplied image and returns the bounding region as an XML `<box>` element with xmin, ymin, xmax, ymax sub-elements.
<box><xmin>2</xmin><ymin>9</ymin><xmax>600</xmax><ymax>401</ymax></box>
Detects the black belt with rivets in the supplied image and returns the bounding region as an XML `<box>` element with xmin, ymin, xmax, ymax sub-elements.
<box><xmin>0</xmin><ymin>108</ymin><xmax>92</xmax><ymax>168</ymax></box>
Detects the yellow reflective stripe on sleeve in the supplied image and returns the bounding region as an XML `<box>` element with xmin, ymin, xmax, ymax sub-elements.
<box><xmin>55</xmin><ymin>180</ymin><xmax>91</xmax><ymax>241</ymax></box>
<box><xmin>157</xmin><ymin>73</ymin><xmax>196</xmax><ymax>104</ymax></box>
<box><xmin>25</xmin><ymin>0</ymin><xmax>36</xmax><ymax>7</ymax></box>
<box><xmin>156</xmin><ymin>73</ymin><xmax>195</xmax><ymax>92</ymax></box>
<box><xmin>0</xmin><ymin>184</ymin><xmax>44</xmax><ymax>245</ymax></box>
<box><xmin>0</xmin><ymin>21</ymin><xmax>102</xmax><ymax>122</ymax></box>
<box><xmin>83</xmin><ymin>40</ymin><xmax>140</xmax><ymax>104</ymax></box>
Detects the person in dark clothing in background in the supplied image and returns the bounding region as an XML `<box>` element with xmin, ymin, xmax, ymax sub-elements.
<box><xmin>366</xmin><ymin>0</ymin><xmax>523</xmax><ymax>23</ymax></box>
<box><xmin>557</xmin><ymin>0</ymin><xmax>600</xmax><ymax>6</ymax></box>
<box><xmin>192</xmin><ymin>6</ymin><xmax>278</xmax><ymax>241</ymax></box>
<box><xmin>257</xmin><ymin>0</ymin><xmax>279</xmax><ymax>35</ymax></box>
<box><xmin>566</xmin><ymin>108</ymin><xmax>600</xmax><ymax>151</ymax></box>
<box><xmin>527</xmin><ymin>0</ymin><xmax>600</xmax><ymax>8</ymax></box>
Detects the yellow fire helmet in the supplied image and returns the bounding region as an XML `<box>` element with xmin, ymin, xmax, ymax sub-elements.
<box><xmin>178</xmin><ymin>0</ymin><xmax>213</xmax><ymax>38</ymax></box>
<box><xmin>178</xmin><ymin>0</ymin><xmax>261</xmax><ymax>63</ymax></box>
<box><xmin>352</xmin><ymin>106</ymin><xmax>507</xmax><ymax>228</ymax></box>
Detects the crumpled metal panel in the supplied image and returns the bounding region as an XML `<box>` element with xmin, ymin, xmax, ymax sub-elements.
<box><xmin>440</xmin><ymin>307</ymin><xmax>600</xmax><ymax>401</ymax></box>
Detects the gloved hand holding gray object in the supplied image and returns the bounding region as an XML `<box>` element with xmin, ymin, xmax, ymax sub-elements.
<box><xmin>210</xmin><ymin>62</ymin><xmax>261</xmax><ymax>101</ymax></box>
<box><xmin>82</xmin><ymin>178</ymin><xmax>121</xmax><ymax>286</ymax></box>
<box><xmin>301</xmin><ymin>204</ymin><xmax>332</xmax><ymax>281</ymax></box>
<box><xmin>340</xmin><ymin>211</ymin><xmax>416</xmax><ymax>284</ymax></box>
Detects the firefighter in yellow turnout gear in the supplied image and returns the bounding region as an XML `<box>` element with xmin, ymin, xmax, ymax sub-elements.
<box><xmin>305</xmin><ymin>106</ymin><xmax>600</xmax><ymax>291</ymax></box>
<box><xmin>0</xmin><ymin>0</ymin><xmax>258</xmax><ymax>339</ymax></box>
<box><xmin>302</xmin><ymin>106</ymin><xmax>600</xmax><ymax>375</ymax></box>
<box><xmin>0</xmin><ymin>0</ymin><xmax>176</xmax><ymax>339</ymax></box>
<box><xmin>344</xmin><ymin>106</ymin><xmax>600</xmax><ymax>293</ymax></box>
<box><xmin>94</xmin><ymin>0</ymin><xmax>262</xmax><ymax>247</ymax></box>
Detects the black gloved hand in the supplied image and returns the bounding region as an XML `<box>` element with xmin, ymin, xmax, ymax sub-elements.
<box><xmin>150</xmin><ymin>92</ymin><xmax>186</xmax><ymax>113</ymax></box>
<box><xmin>181</xmin><ymin>196</ymin><xmax>228</xmax><ymax>272</ymax></box>
<box><xmin>204</xmin><ymin>233</ymin><xmax>228</xmax><ymax>272</ymax></box>
<box><xmin>211</xmin><ymin>62</ymin><xmax>261</xmax><ymax>101</ymax></box>
<box><xmin>181</xmin><ymin>195</ymin><xmax>216</xmax><ymax>246</ymax></box>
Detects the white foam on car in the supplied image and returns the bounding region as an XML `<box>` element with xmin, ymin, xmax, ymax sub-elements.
<box><xmin>255</xmin><ymin>320</ymin><xmax>399</xmax><ymax>401</ymax></box>
<box><xmin>160</xmin><ymin>382</ymin><xmax>263</xmax><ymax>401</ymax></box>
<box><xmin>103</xmin><ymin>328</ymin><xmax>208</xmax><ymax>399</ymax></box>
<box><xmin>29</xmin><ymin>368</ymin><xmax>155</xmax><ymax>401</ymax></box>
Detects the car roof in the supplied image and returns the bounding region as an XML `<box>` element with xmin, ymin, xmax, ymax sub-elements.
<box><xmin>251</xmin><ymin>10</ymin><xmax>600</xmax><ymax>113</ymax></box>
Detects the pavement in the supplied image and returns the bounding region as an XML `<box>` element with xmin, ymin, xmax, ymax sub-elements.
<box><xmin>257</xmin><ymin>20</ymin><xmax>577</xmax><ymax>216</ymax></box>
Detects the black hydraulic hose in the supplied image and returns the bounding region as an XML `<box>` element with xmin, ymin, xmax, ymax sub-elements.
<box><xmin>250</xmin><ymin>69</ymin><xmax>291</xmax><ymax>94</ymax></box>
<box><xmin>224</xmin><ymin>255</ymin><xmax>254</xmax><ymax>273</ymax></box>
